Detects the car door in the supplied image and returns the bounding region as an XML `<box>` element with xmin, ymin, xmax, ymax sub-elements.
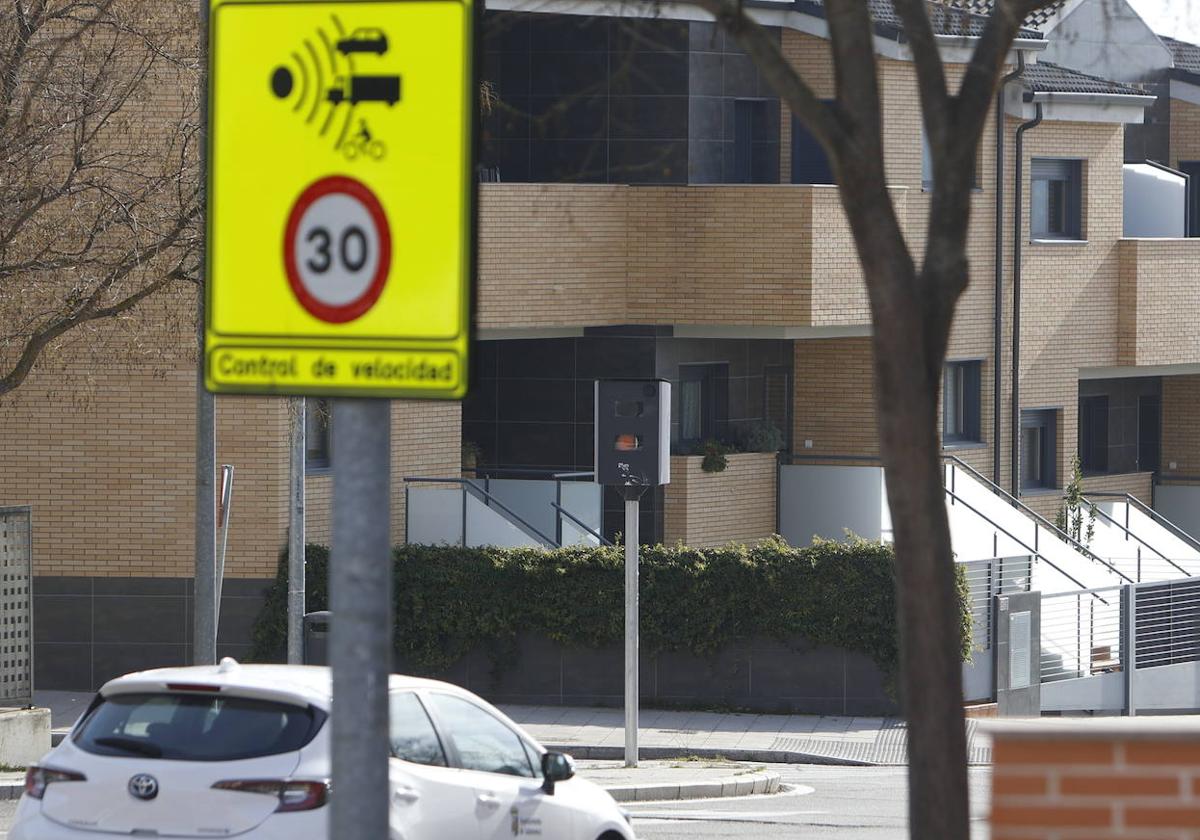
<box><xmin>387</xmin><ymin>691</ymin><xmax>482</xmax><ymax>840</ymax></box>
<box><xmin>424</xmin><ymin>691</ymin><xmax>575</xmax><ymax>840</ymax></box>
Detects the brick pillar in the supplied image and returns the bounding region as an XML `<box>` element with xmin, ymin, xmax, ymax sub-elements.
<box><xmin>989</xmin><ymin>719</ymin><xmax>1200</xmax><ymax>839</ymax></box>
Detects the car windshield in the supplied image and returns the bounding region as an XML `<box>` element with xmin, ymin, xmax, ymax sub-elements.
<box><xmin>74</xmin><ymin>692</ymin><xmax>326</xmax><ymax>762</ymax></box>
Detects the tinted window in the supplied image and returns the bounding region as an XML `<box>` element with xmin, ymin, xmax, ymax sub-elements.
<box><xmin>389</xmin><ymin>692</ymin><xmax>447</xmax><ymax>767</ymax></box>
<box><xmin>74</xmin><ymin>693</ymin><xmax>325</xmax><ymax>762</ymax></box>
<box><xmin>428</xmin><ymin>694</ymin><xmax>534</xmax><ymax>777</ymax></box>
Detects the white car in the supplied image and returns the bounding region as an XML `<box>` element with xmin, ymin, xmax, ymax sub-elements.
<box><xmin>10</xmin><ymin>660</ymin><xmax>636</xmax><ymax>840</ymax></box>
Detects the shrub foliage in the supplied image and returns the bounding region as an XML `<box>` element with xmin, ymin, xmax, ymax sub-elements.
<box><xmin>252</xmin><ymin>537</ymin><xmax>972</xmax><ymax>684</ymax></box>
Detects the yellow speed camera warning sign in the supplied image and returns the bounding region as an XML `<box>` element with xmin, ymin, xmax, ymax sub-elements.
<box><xmin>205</xmin><ymin>0</ymin><xmax>473</xmax><ymax>399</ymax></box>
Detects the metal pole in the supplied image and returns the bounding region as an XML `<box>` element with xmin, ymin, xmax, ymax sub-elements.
<box><xmin>215</xmin><ymin>464</ymin><xmax>235</xmax><ymax>632</ymax></box>
<box><xmin>193</xmin><ymin>0</ymin><xmax>216</xmax><ymax>669</ymax></box>
<box><xmin>331</xmin><ymin>398</ymin><xmax>392</xmax><ymax>840</ymax></box>
<box><xmin>288</xmin><ymin>397</ymin><xmax>306</xmax><ymax>664</ymax></box>
<box><xmin>1125</xmin><ymin>583</ymin><xmax>1137</xmax><ymax>717</ymax></box>
<box><xmin>624</xmin><ymin>496</ymin><xmax>639</xmax><ymax>768</ymax></box>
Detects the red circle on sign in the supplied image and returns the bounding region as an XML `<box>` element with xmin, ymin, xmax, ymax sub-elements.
<box><xmin>283</xmin><ymin>175</ymin><xmax>392</xmax><ymax>324</ymax></box>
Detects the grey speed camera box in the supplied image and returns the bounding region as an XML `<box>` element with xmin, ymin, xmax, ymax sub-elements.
<box><xmin>594</xmin><ymin>379</ymin><xmax>671</xmax><ymax>487</ymax></box>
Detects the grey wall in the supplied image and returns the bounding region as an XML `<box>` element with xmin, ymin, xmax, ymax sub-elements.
<box><xmin>686</xmin><ymin>22</ymin><xmax>781</xmax><ymax>184</ymax></box>
<box><xmin>481</xmin><ymin>12</ymin><xmax>691</xmax><ymax>184</ymax></box>
<box><xmin>479</xmin><ymin>12</ymin><xmax>781</xmax><ymax>185</ymax></box>
<box><xmin>656</xmin><ymin>337</ymin><xmax>793</xmax><ymax>448</ymax></box>
<box><xmin>396</xmin><ymin>632</ymin><xmax>897</xmax><ymax>716</ymax></box>
<box><xmin>1042</xmin><ymin>0</ymin><xmax>1172</xmax><ymax>84</ymax></box>
<box><xmin>34</xmin><ymin>576</ymin><xmax>271</xmax><ymax>691</ymax></box>
<box><xmin>1079</xmin><ymin>377</ymin><xmax>1161</xmax><ymax>475</ymax></box>
<box><xmin>778</xmin><ymin>464</ymin><xmax>885</xmax><ymax>546</ymax></box>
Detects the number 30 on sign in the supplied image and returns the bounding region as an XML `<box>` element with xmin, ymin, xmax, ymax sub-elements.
<box><xmin>284</xmin><ymin>177</ymin><xmax>391</xmax><ymax>325</ymax></box>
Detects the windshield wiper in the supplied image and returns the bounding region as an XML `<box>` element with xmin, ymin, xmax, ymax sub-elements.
<box><xmin>92</xmin><ymin>736</ymin><xmax>163</xmax><ymax>758</ymax></box>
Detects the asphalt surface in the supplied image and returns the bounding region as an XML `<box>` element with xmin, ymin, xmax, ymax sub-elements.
<box><xmin>0</xmin><ymin>767</ymin><xmax>992</xmax><ymax>839</ymax></box>
<box><xmin>624</xmin><ymin>766</ymin><xmax>993</xmax><ymax>839</ymax></box>
<box><xmin>0</xmin><ymin>800</ymin><xmax>16</xmax><ymax>838</ymax></box>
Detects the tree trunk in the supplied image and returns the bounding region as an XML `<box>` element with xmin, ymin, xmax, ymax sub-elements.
<box><xmin>872</xmin><ymin>265</ymin><xmax>970</xmax><ymax>839</ymax></box>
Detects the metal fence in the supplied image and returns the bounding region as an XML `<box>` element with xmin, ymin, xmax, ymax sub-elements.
<box><xmin>1040</xmin><ymin>586</ymin><xmax>1123</xmax><ymax>683</ymax></box>
<box><xmin>962</xmin><ymin>556</ymin><xmax>1031</xmax><ymax>651</ymax></box>
<box><xmin>1135</xmin><ymin>577</ymin><xmax>1200</xmax><ymax>669</ymax></box>
<box><xmin>0</xmin><ymin>507</ymin><xmax>33</xmax><ymax>706</ymax></box>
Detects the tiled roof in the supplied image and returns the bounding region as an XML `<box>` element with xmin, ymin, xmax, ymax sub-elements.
<box><xmin>942</xmin><ymin>0</ymin><xmax>1067</xmax><ymax>30</ymax></box>
<box><xmin>1162</xmin><ymin>35</ymin><xmax>1200</xmax><ymax>77</ymax></box>
<box><xmin>796</xmin><ymin>0</ymin><xmax>1044</xmax><ymax>40</ymax></box>
<box><xmin>1022</xmin><ymin>61</ymin><xmax>1148</xmax><ymax>96</ymax></box>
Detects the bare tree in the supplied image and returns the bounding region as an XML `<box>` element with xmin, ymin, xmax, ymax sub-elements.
<box><xmin>682</xmin><ymin>0</ymin><xmax>1055</xmax><ymax>836</ymax></box>
<box><xmin>0</xmin><ymin>0</ymin><xmax>201</xmax><ymax>398</ymax></box>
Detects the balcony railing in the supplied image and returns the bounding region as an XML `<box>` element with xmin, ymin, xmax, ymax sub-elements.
<box><xmin>476</xmin><ymin>183</ymin><xmax>874</xmax><ymax>331</ymax></box>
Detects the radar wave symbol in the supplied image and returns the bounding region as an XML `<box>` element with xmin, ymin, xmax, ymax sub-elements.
<box><xmin>270</xmin><ymin>21</ymin><xmax>354</xmax><ymax>149</ymax></box>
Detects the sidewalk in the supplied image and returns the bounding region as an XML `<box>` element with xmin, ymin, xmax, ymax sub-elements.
<box><xmin>501</xmin><ymin>704</ymin><xmax>993</xmax><ymax>767</ymax></box>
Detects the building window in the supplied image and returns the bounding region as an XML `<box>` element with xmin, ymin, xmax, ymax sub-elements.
<box><xmin>1182</xmin><ymin>162</ymin><xmax>1200</xmax><ymax>238</ymax></box>
<box><xmin>733</xmin><ymin>99</ymin><xmax>772</xmax><ymax>184</ymax></box>
<box><xmin>1020</xmin><ymin>409</ymin><xmax>1057</xmax><ymax>490</ymax></box>
<box><xmin>1078</xmin><ymin>394</ymin><xmax>1109</xmax><ymax>473</ymax></box>
<box><xmin>1137</xmin><ymin>394</ymin><xmax>1161</xmax><ymax>473</ymax></box>
<box><xmin>306</xmin><ymin>398</ymin><xmax>332</xmax><ymax>469</ymax></box>
<box><xmin>676</xmin><ymin>363</ymin><xmax>729</xmax><ymax>447</ymax></box>
<box><xmin>1031</xmin><ymin>158</ymin><xmax>1083</xmax><ymax>239</ymax></box>
<box><xmin>791</xmin><ymin>112</ymin><xmax>834</xmax><ymax>185</ymax></box>
<box><xmin>943</xmin><ymin>361</ymin><xmax>982</xmax><ymax>444</ymax></box>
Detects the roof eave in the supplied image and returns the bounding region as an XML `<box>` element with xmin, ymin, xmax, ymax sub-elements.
<box><xmin>1027</xmin><ymin>91</ymin><xmax>1155</xmax><ymax>107</ymax></box>
<box><xmin>934</xmin><ymin>33</ymin><xmax>1047</xmax><ymax>50</ymax></box>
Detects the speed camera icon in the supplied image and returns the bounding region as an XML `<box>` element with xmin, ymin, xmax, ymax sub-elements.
<box><xmin>268</xmin><ymin>15</ymin><xmax>401</xmax><ymax>154</ymax></box>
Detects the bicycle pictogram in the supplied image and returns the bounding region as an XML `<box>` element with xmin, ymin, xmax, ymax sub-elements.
<box><xmin>343</xmin><ymin>120</ymin><xmax>386</xmax><ymax>161</ymax></box>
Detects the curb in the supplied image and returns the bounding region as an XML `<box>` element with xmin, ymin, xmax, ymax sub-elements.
<box><xmin>0</xmin><ymin>782</ymin><xmax>22</xmax><ymax>801</ymax></box>
<box><xmin>602</xmin><ymin>770</ymin><xmax>782</xmax><ymax>803</ymax></box>
<box><xmin>548</xmin><ymin>744</ymin><xmax>873</xmax><ymax>767</ymax></box>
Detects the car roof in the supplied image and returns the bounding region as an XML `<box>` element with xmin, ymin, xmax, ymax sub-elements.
<box><xmin>98</xmin><ymin>660</ymin><xmax>481</xmax><ymax>711</ymax></box>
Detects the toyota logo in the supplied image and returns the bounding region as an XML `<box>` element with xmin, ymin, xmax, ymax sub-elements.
<box><xmin>128</xmin><ymin>774</ymin><xmax>159</xmax><ymax>801</ymax></box>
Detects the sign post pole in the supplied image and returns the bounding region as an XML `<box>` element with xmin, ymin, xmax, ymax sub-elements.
<box><xmin>623</xmin><ymin>489</ymin><xmax>644</xmax><ymax>768</ymax></box>
<box><xmin>287</xmin><ymin>397</ymin><xmax>306</xmax><ymax>664</ymax></box>
<box><xmin>330</xmin><ymin>398</ymin><xmax>392</xmax><ymax>840</ymax></box>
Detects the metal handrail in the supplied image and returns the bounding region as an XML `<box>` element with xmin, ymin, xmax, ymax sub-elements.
<box><xmin>1085</xmin><ymin>491</ymin><xmax>1200</xmax><ymax>557</ymax></box>
<box><xmin>404</xmin><ymin>477</ymin><xmax>557</xmax><ymax>548</ymax></box>
<box><xmin>788</xmin><ymin>453</ymin><xmax>883</xmax><ymax>464</ymax></box>
<box><xmin>942</xmin><ymin>486</ymin><xmax>1113</xmax><ymax>595</ymax></box>
<box><xmin>1077</xmin><ymin>497</ymin><xmax>1192</xmax><ymax>578</ymax></box>
<box><xmin>942</xmin><ymin>454</ymin><xmax>1123</xmax><ymax>576</ymax></box>
<box><xmin>551</xmin><ymin>503</ymin><xmax>613</xmax><ymax>547</ymax></box>
<box><xmin>463</xmin><ymin>466</ymin><xmax>594</xmax><ymax>481</ymax></box>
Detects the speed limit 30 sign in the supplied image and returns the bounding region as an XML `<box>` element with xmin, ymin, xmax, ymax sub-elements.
<box><xmin>284</xmin><ymin>176</ymin><xmax>390</xmax><ymax>324</ymax></box>
<box><xmin>204</xmin><ymin>0</ymin><xmax>473</xmax><ymax>399</ymax></box>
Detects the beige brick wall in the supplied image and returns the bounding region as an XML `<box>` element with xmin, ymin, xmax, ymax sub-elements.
<box><xmin>1170</xmin><ymin>99</ymin><xmax>1200</xmax><ymax>171</ymax></box>
<box><xmin>662</xmin><ymin>452</ymin><xmax>777</xmax><ymax>547</ymax></box>
<box><xmin>0</xmin><ymin>315</ymin><xmax>460</xmax><ymax>578</ymax></box>
<box><xmin>477</xmin><ymin>183</ymin><xmax>868</xmax><ymax>331</ymax></box>
<box><xmin>793</xmin><ymin>338</ymin><xmax>879</xmax><ymax>459</ymax></box>
<box><xmin>1163</xmin><ymin>375</ymin><xmax>1200</xmax><ymax>476</ymax></box>
<box><xmin>1118</xmin><ymin>239</ymin><xmax>1200</xmax><ymax>367</ymax></box>
<box><xmin>990</xmin><ymin>724</ymin><xmax>1200</xmax><ymax>839</ymax></box>
<box><xmin>1081</xmin><ymin>471</ymin><xmax>1155</xmax><ymax>505</ymax></box>
<box><xmin>1006</xmin><ymin>119</ymin><xmax>1127</xmax><ymax>501</ymax></box>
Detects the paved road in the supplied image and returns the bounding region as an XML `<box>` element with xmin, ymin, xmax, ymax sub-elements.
<box><xmin>0</xmin><ymin>800</ymin><xmax>17</xmax><ymax>838</ymax></box>
<box><xmin>625</xmin><ymin>766</ymin><xmax>992</xmax><ymax>839</ymax></box>
<box><xmin>0</xmin><ymin>768</ymin><xmax>991</xmax><ymax>839</ymax></box>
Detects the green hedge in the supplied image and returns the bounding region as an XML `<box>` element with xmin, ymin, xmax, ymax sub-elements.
<box><xmin>252</xmin><ymin>537</ymin><xmax>971</xmax><ymax>685</ymax></box>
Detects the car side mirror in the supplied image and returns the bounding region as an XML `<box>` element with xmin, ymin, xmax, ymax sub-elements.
<box><xmin>540</xmin><ymin>751</ymin><xmax>575</xmax><ymax>795</ymax></box>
